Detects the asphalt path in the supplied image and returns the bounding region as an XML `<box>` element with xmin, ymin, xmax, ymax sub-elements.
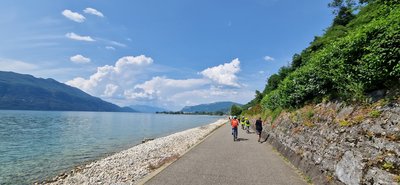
<box><xmin>144</xmin><ymin>123</ymin><xmax>308</xmax><ymax>185</ymax></box>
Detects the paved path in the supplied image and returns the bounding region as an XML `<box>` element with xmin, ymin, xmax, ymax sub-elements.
<box><xmin>144</xmin><ymin>123</ymin><xmax>308</xmax><ymax>185</ymax></box>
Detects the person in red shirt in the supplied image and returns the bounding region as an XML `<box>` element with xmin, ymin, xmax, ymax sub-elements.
<box><xmin>231</xmin><ymin>116</ymin><xmax>239</xmax><ymax>141</ymax></box>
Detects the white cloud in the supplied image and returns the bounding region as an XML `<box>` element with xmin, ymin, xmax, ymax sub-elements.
<box><xmin>66</xmin><ymin>56</ymin><xmax>253</xmax><ymax>110</ymax></box>
<box><xmin>0</xmin><ymin>58</ymin><xmax>38</xmax><ymax>72</ymax></box>
<box><xmin>62</xmin><ymin>9</ymin><xmax>85</xmax><ymax>23</ymax></box>
<box><xmin>104</xmin><ymin>84</ymin><xmax>118</xmax><ymax>97</ymax></box>
<box><xmin>0</xmin><ymin>58</ymin><xmax>87</xmax><ymax>82</ymax></box>
<box><xmin>105</xmin><ymin>46</ymin><xmax>116</xmax><ymax>50</ymax></box>
<box><xmin>70</xmin><ymin>54</ymin><xmax>91</xmax><ymax>64</ymax></box>
<box><xmin>263</xmin><ymin>55</ymin><xmax>275</xmax><ymax>61</ymax></box>
<box><xmin>65</xmin><ymin>32</ymin><xmax>95</xmax><ymax>42</ymax></box>
<box><xmin>83</xmin><ymin>8</ymin><xmax>104</xmax><ymax>17</ymax></box>
<box><xmin>66</xmin><ymin>55</ymin><xmax>153</xmax><ymax>96</ymax></box>
<box><xmin>125</xmin><ymin>76</ymin><xmax>209</xmax><ymax>101</ymax></box>
<box><xmin>200</xmin><ymin>58</ymin><xmax>241</xmax><ymax>87</ymax></box>
<box><xmin>110</xmin><ymin>41</ymin><xmax>126</xmax><ymax>47</ymax></box>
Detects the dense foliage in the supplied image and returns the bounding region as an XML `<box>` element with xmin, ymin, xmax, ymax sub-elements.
<box><xmin>244</xmin><ymin>0</ymin><xmax>399</xmax><ymax>113</ymax></box>
<box><xmin>230</xmin><ymin>104</ymin><xmax>242</xmax><ymax>116</ymax></box>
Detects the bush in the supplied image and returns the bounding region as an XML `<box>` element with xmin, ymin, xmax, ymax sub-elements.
<box><xmin>260</xmin><ymin>2</ymin><xmax>400</xmax><ymax>110</ymax></box>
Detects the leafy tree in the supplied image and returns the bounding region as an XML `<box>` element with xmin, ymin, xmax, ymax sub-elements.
<box><xmin>291</xmin><ymin>53</ymin><xmax>303</xmax><ymax>69</ymax></box>
<box><xmin>254</xmin><ymin>90</ymin><xmax>263</xmax><ymax>103</ymax></box>
<box><xmin>333</xmin><ymin>6</ymin><xmax>355</xmax><ymax>26</ymax></box>
<box><xmin>230</xmin><ymin>105</ymin><xmax>242</xmax><ymax>116</ymax></box>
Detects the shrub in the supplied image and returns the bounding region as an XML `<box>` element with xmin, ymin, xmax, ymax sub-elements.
<box><xmin>260</xmin><ymin>2</ymin><xmax>400</xmax><ymax>111</ymax></box>
<box><xmin>339</xmin><ymin>120</ymin><xmax>352</xmax><ymax>127</ymax></box>
<box><xmin>369</xmin><ymin>110</ymin><xmax>381</xmax><ymax>118</ymax></box>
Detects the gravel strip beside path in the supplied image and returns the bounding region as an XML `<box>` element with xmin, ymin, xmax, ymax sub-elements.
<box><xmin>46</xmin><ymin>119</ymin><xmax>227</xmax><ymax>185</ymax></box>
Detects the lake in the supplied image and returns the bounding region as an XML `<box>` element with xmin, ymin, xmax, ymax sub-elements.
<box><xmin>0</xmin><ymin>110</ymin><xmax>223</xmax><ymax>184</ymax></box>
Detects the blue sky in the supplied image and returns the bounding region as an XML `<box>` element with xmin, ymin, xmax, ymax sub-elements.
<box><xmin>0</xmin><ymin>0</ymin><xmax>333</xmax><ymax>110</ymax></box>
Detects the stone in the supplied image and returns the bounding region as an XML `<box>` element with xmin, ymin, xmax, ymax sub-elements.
<box><xmin>335</xmin><ymin>151</ymin><xmax>365</xmax><ymax>185</ymax></box>
<box><xmin>337</xmin><ymin>106</ymin><xmax>354</xmax><ymax>120</ymax></box>
<box><xmin>364</xmin><ymin>167</ymin><xmax>398</xmax><ymax>185</ymax></box>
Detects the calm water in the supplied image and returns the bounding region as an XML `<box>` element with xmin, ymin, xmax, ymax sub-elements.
<box><xmin>0</xmin><ymin>110</ymin><xmax>223</xmax><ymax>184</ymax></box>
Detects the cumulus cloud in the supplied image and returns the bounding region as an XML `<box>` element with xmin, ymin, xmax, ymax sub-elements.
<box><xmin>66</xmin><ymin>55</ymin><xmax>153</xmax><ymax>96</ymax></box>
<box><xmin>62</xmin><ymin>9</ymin><xmax>85</xmax><ymax>23</ymax></box>
<box><xmin>70</xmin><ymin>54</ymin><xmax>91</xmax><ymax>64</ymax></box>
<box><xmin>66</xmin><ymin>56</ymin><xmax>252</xmax><ymax>110</ymax></box>
<box><xmin>200</xmin><ymin>58</ymin><xmax>241</xmax><ymax>87</ymax></box>
<box><xmin>83</xmin><ymin>8</ymin><xmax>104</xmax><ymax>17</ymax></box>
<box><xmin>125</xmin><ymin>76</ymin><xmax>209</xmax><ymax>101</ymax></box>
<box><xmin>104</xmin><ymin>84</ymin><xmax>118</xmax><ymax>97</ymax></box>
<box><xmin>263</xmin><ymin>55</ymin><xmax>275</xmax><ymax>61</ymax></box>
<box><xmin>65</xmin><ymin>32</ymin><xmax>95</xmax><ymax>42</ymax></box>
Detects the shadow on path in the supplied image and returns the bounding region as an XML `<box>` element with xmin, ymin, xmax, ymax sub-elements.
<box><xmin>260</xmin><ymin>134</ymin><xmax>270</xmax><ymax>143</ymax></box>
<box><xmin>235</xmin><ymin>138</ymin><xmax>248</xmax><ymax>142</ymax></box>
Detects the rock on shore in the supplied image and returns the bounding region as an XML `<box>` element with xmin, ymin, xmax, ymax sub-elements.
<box><xmin>47</xmin><ymin>119</ymin><xmax>227</xmax><ymax>185</ymax></box>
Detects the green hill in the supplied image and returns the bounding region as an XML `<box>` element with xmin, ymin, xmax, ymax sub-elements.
<box><xmin>0</xmin><ymin>71</ymin><xmax>136</xmax><ymax>112</ymax></box>
<box><xmin>129</xmin><ymin>105</ymin><xmax>169</xmax><ymax>113</ymax></box>
<box><xmin>244</xmin><ymin>0</ymin><xmax>399</xmax><ymax>114</ymax></box>
<box><xmin>181</xmin><ymin>101</ymin><xmax>242</xmax><ymax>114</ymax></box>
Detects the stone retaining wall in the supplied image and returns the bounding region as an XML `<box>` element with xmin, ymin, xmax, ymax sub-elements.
<box><xmin>258</xmin><ymin>100</ymin><xmax>400</xmax><ymax>185</ymax></box>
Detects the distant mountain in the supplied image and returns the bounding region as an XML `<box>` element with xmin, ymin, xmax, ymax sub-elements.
<box><xmin>181</xmin><ymin>101</ymin><xmax>242</xmax><ymax>113</ymax></box>
<box><xmin>0</xmin><ymin>71</ymin><xmax>136</xmax><ymax>112</ymax></box>
<box><xmin>129</xmin><ymin>105</ymin><xmax>169</xmax><ymax>113</ymax></box>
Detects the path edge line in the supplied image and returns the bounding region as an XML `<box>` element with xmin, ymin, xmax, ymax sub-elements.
<box><xmin>136</xmin><ymin>121</ymin><xmax>227</xmax><ymax>185</ymax></box>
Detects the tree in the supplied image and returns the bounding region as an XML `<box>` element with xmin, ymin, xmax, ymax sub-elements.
<box><xmin>254</xmin><ymin>90</ymin><xmax>263</xmax><ymax>103</ymax></box>
<box><xmin>333</xmin><ymin>6</ymin><xmax>355</xmax><ymax>26</ymax></box>
<box><xmin>230</xmin><ymin>105</ymin><xmax>242</xmax><ymax>116</ymax></box>
<box><xmin>291</xmin><ymin>53</ymin><xmax>303</xmax><ymax>69</ymax></box>
<box><xmin>328</xmin><ymin>0</ymin><xmax>371</xmax><ymax>14</ymax></box>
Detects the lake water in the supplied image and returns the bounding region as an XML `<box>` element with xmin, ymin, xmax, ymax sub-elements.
<box><xmin>0</xmin><ymin>110</ymin><xmax>223</xmax><ymax>184</ymax></box>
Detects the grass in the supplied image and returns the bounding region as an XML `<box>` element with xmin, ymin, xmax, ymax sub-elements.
<box><xmin>339</xmin><ymin>120</ymin><xmax>352</xmax><ymax>127</ymax></box>
<box><xmin>306</xmin><ymin>176</ymin><xmax>313</xmax><ymax>184</ymax></box>
<box><xmin>306</xmin><ymin>110</ymin><xmax>314</xmax><ymax>119</ymax></box>
<box><xmin>271</xmin><ymin>107</ymin><xmax>283</xmax><ymax>123</ymax></box>
<box><xmin>326</xmin><ymin>175</ymin><xmax>334</xmax><ymax>182</ymax></box>
<box><xmin>303</xmin><ymin>121</ymin><xmax>315</xmax><ymax>127</ymax></box>
<box><xmin>393</xmin><ymin>175</ymin><xmax>400</xmax><ymax>183</ymax></box>
<box><xmin>370</xmin><ymin>110</ymin><xmax>381</xmax><ymax>118</ymax></box>
<box><xmin>382</xmin><ymin>162</ymin><xmax>394</xmax><ymax>171</ymax></box>
<box><xmin>353</xmin><ymin>115</ymin><xmax>365</xmax><ymax>124</ymax></box>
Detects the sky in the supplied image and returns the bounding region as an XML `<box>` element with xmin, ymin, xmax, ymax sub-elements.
<box><xmin>0</xmin><ymin>0</ymin><xmax>334</xmax><ymax>110</ymax></box>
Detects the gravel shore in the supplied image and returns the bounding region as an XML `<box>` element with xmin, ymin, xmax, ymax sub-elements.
<box><xmin>45</xmin><ymin>119</ymin><xmax>227</xmax><ymax>185</ymax></box>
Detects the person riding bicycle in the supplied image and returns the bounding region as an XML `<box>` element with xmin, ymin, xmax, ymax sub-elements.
<box><xmin>231</xmin><ymin>116</ymin><xmax>239</xmax><ymax>141</ymax></box>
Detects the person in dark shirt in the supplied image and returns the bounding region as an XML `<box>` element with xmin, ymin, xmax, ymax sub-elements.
<box><xmin>255</xmin><ymin>117</ymin><xmax>263</xmax><ymax>142</ymax></box>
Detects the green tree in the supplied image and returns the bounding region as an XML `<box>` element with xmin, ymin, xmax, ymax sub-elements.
<box><xmin>333</xmin><ymin>6</ymin><xmax>355</xmax><ymax>26</ymax></box>
<box><xmin>230</xmin><ymin>105</ymin><xmax>242</xmax><ymax>116</ymax></box>
<box><xmin>254</xmin><ymin>90</ymin><xmax>263</xmax><ymax>103</ymax></box>
<box><xmin>291</xmin><ymin>53</ymin><xmax>303</xmax><ymax>69</ymax></box>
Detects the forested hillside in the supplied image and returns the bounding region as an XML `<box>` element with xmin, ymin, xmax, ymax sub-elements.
<box><xmin>0</xmin><ymin>71</ymin><xmax>136</xmax><ymax>112</ymax></box>
<box><xmin>242</xmin><ymin>0</ymin><xmax>399</xmax><ymax>117</ymax></box>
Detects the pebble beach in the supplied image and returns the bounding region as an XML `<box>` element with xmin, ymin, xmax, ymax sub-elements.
<box><xmin>44</xmin><ymin>119</ymin><xmax>227</xmax><ymax>185</ymax></box>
